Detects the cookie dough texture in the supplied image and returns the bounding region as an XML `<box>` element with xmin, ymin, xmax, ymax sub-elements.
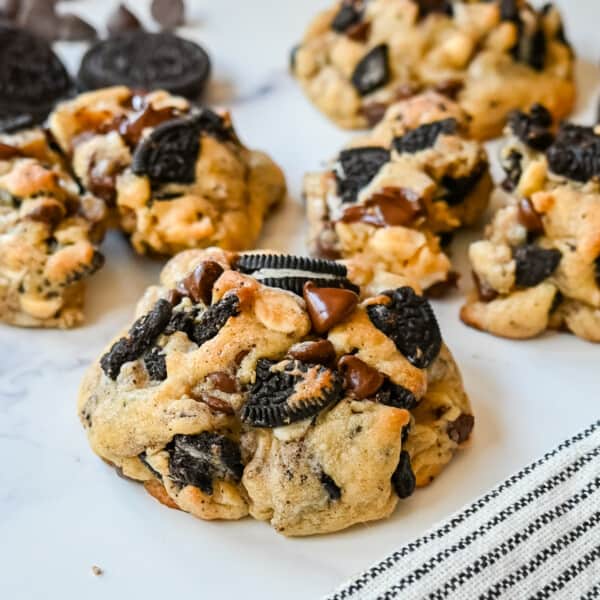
<box><xmin>0</xmin><ymin>128</ymin><xmax>106</xmax><ymax>328</ymax></box>
<box><xmin>291</xmin><ymin>0</ymin><xmax>575</xmax><ymax>139</ymax></box>
<box><xmin>49</xmin><ymin>86</ymin><xmax>286</xmax><ymax>256</ymax></box>
<box><xmin>461</xmin><ymin>107</ymin><xmax>600</xmax><ymax>342</ymax></box>
<box><xmin>305</xmin><ymin>92</ymin><xmax>491</xmax><ymax>295</ymax></box>
<box><xmin>79</xmin><ymin>249</ymin><xmax>473</xmax><ymax>536</ymax></box>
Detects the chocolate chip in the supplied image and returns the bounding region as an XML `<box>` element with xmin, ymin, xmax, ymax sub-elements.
<box><xmin>178</xmin><ymin>261</ymin><xmax>224</xmax><ymax>305</ymax></box>
<box><xmin>446</xmin><ymin>414</ymin><xmax>474</xmax><ymax>444</ymax></box>
<box><xmin>433</xmin><ymin>79</ymin><xmax>463</xmax><ymax>100</ymax></box>
<box><xmin>207</xmin><ymin>371</ymin><xmax>238</xmax><ymax>394</ymax></box>
<box><xmin>346</xmin><ymin>20</ymin><xmax>370</xmax><ymax>43</ymax></box>
<box><xmin>25</xmin><ymin>201</ymin><xmax>64</xmax><ymax>227</ymax></box>
<box><xmin>166</xmin><ymin>288</ymin><xmax>184</xmax><ymax>306</ymax></box>
<box><xmin>513</xmin><ymin>245</ymin><xmax>561</xmax><ymax>287</ymax></box>
<box><xmin>338</xmin><ymin>355</ymin><xmax>384</xmax><ymax>399</ymax></box>
<box><xmin>197</xmin><ymin>394</ymin><xmax>235</xmax><ymax>415</ymax></box>
<box><xmin>351</xmin><ymin>43</ymin><xmax>389</xmax><ymax>96</ymax></box>
<box><xmin>320</xmin><ymin>471</ymin><xmax>341</xmax><ymax>501</ymax></box>
<box><xmin>151</xmin><ymin>0</ymin><xmax>185</xmax><ymax>30</ymax></box>
<box><xmin>107</xmin><ymin>4</ymin><xmax>143</xmax><ymax>35</ymax></box>
<box><xmin>595</xmin><ymin>256</ymin><xmax>600</xmax><ymax>287</ymax></box>
<box><xmin>517</xmin><ymin>198</ymin><xmax>544</xmax><ymax>234</ymax></box>
<box><xmin>303</xmin><ymin>282</ymin><xmax>359</xmax><ymax>334</ymax></box>
<box><xmin>391</xmin><ymin>450</ymin><xmax>416</xmax><ymax>499</ymax></box>
<box><xmin>288</xmin><ymin>339</ymin><xmax>336</xmax><ymax>366</ymax></box>
<box><xmin>361</xmin><ymin>102</ymin><xmax>388</xmax><ymax>127</ymax></box>
<box><xmin>57</xmin><ymin>14</ymin><xmax>97</xmax><ymax>41</ymax></box>
<box><xmin>393</xmin><ymin>118</ymin><xmax>457</xmax><ymax>154</ymax></box>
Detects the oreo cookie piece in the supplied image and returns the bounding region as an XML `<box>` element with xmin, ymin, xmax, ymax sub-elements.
<box><xmin>241</xmin><ymin>359</ymin><xmax>344</xmax><ymax>428</ymax></box>
<box><xmin>167</xmin><ymin>432</ymin><xmax>243</xmax><ymax>495</ymax></box>
<box><xmin>0</xmin><ymin>25</ymin><xmax>72</xmax><ymax>133</ymax></box>
<box><xmin>508</xmin><ymin>104</ymin><xmax>554</xmax><ymax>151</ymax></box>
<box><xmin>233</xmin><ymin>253</ymin><xmax>358</xmax><ymax>296</ymax></box>
<box><xmin>78</xmin><ymin>31</ymin><xmax>210</xmax><ymax>99</ymax></box>
<box><xmin>393</xmin><ymin>118</ymin><xmax>457</xmax><ymax>155</ymax></box>
<box><xmin>336</xmin><ymin>146</ymin><xmax>391</xmax><ymax>204</ymax></box>
<box><xmin>366</xmin><ymin>287</ymin><xmax>442</xmax><ymax>369</ymax></box>
<box><xmin>440</xmin><ymin>162</ymin><xmax>487</xmax><ymax>206</ymax></box>
<box><xmin>331</xmin><ymin>2</ymin><xmax>362</xmax><ymax>33</ymax></box>
<box><xmin>513</xmin><ymin>245</ymin><xmax>561</xmax><ymax>287</ymax></box>
<box><xmin>546</xmin><ymin>123</ymin><xmax>600</xmax><ymax>183</ymax></box>
<box><xmin>351</xmin><ymin>44</ymin><xmax>389</xmax><ymax>96</ymax></box>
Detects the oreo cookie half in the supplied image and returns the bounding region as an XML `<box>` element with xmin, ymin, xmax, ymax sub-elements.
<box><xmin>77</xmin><ymin>31</ymin><xmax>211</xmax><ymax>99</ymax></box>
<box><xmin>0</xmin><ymin>25</ymin><xmax>72</xmax><ymax>133</ymax></box>
<box><xmin>233</xmin><ymin>253</ymin><xmax>359</xmax><ymax>295</ymax></box>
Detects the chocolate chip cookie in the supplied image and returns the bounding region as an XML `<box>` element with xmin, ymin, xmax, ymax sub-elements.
<box><xmin>0</xmin><ymin>128</ymin><xmax>107</xmax><ymax>327</ymax></box>
<box><xmin>291</xmin><ymin>0</ymin><xmax>575</xmax><ymax>139</ymax></box>
<box><xmin>49</xmin><ymin>87</ymin><xmax>286</xmax><ymax>256</ymax></box>
<box><xmin>78</xmin><ymin>250</ymin><xmax>473</xmax><ymax>536</ymax></box>
<box><xmin>304</xmin><ymin>92</ymin><xmax>491</xmax><ymax>296</ymax></box>
<box><xmin>461</xmin><ymin>105</ymin><xmax>600</xmax><ymax>342</ymax></box>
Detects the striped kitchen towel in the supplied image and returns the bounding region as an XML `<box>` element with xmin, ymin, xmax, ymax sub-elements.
<box><xmin>327</xmin><ymin>420</ymin><xmax>600</xmax><ymax>600</ymax></box>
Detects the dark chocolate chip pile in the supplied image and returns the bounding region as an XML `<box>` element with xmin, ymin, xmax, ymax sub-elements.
<box><xmin>351</xmin><ymin>43</ymin><xmax>390</xmax><ymax>96</ymax></box>
<box><xmin>513</xmin><ymin>244</ymin><xmax>562</xmax><ymax>288</ymax></box>
<box><xmin>336</xmin><ymin>146</ymin><xmax>391</xmax><ymax>204</ymax></box>
<box><xmin>367</xmin><ymin>287</ymin><xmax>442</xmax><ymax>369</ymax></box>
<box><xmin>241</xmin><ymin>358</ymin><xmax>344</xmax><ymax>428</ymax></box>
<box><xmin>167</xmin><ymin>432</ymin><xmax>243</xmax><ymax>495</ymax></box>
<box><xmin>393</xmin><ymin>119</ymin><xmax>457</xmax><ymax>155</ymax></box>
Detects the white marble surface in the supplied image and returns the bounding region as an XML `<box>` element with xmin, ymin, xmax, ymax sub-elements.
<box><xmin>1</xmin><ymin>1</ymin><xmax>600</xmax><ymax>598</ymax></box>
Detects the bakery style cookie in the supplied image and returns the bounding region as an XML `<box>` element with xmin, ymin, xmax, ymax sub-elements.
<box><xmin>78</xmin><ymin>250</ymin><xmax>473</xmax><ymax>536</ymax></box>
<box><xmin>291</xmin><ymin>0</ymin><xmax>575</xmax><ymax>139</ymax></box>
<box><xmin>0</xmin><ymin>128</ymin><xmax>106</xmax><ymax>328</ymax></box>
<box><xmin>49</xmin><ymin>87</ymin><xmax>286</xmax><ymax>256</ymax></box>
<box><xmin>461</xmin><ymin>105</ymin><xmax>600</xmax><ymax>342</ymax></box>
<box><xmin>304</xmin><ymin>92</ymin><xmax>491</xmax><ymax>295</ymax></box>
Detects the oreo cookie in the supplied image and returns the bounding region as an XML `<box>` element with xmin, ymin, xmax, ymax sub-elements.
<box><xmin>0</xmin><ymin>25</ymin><xmax>72</xmax><ymax>133</ymax></box>
<box><xmin>78</xmin><ymin>31</ymin><xmax>210</xmax><ymax>99</ymax></box>
<box><xmin>233</xmin><ymin>253</ymin><xmax>358</xmax><ymax>295</ymax></box>
<box><xmin>351</xmin><ymin>44</ymin><xmax>389</xmax><ymax>96</ymax></box>
<box><xmin>393</xmin><ymin>118</ymin><xmax>457</xmax><ymax>155</ymax></box>
<box><xmin>336</xmin><ymin>146</ymin><xmax>391</xmax><ymax>204</ymax></box>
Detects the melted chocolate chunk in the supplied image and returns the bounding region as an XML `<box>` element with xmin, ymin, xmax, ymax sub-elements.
<box><xmin>288</xmin><ymin>339</ymin><xmax>337</xmax><ymax>366</ymax></box>
<box><xmin>391</xmin><ymin>450</ymin><xmax>416</xmax><ymax>499</ymax></box>
<box><xmin>167</xmin><ymin>432</ymin><xmax>243</xmax><ymax>495</ymax></box>
<box><xmin>320</xmin><ymin>471</ymin><xmax>342</xmax><ymax>500</ymax></box>
<box><xmin>100</xmin><ymin>299</ymin><xmax>173</xmax><ymax>379</ymax></box>
<box><xmin>351</xmin><ymin>44</ymin><xmax>389</xmax><ymax>96</ymax></box>
<box><xmin>508</xmin><ymin>104</ymin><xmax>554</xmax><ymax>151</ymax></box>
<box><xmin>303</xmin><ymin>283</ymin><xmax>359</xmax><ymax>334</ymax></box>
<box><xmin>338</xmin><ymin>355</ymin><xmax>384</xmax><ymax>399</ymax></box>
<box><xmin>446</xmin><ymin>414</ymin><xmax>474</xmax><ymax>444</ymax></box>
<box><xmin>367</xmin><ymin>287</ymin><xmax>442</xmax><ymax>369</ymax></box>
<box><xmin>336</xmin><ymin>146</ymin><xmax>390</xmax><ymax>204</ymax></box>
<box><xmin>241</xmin><ymin>359</ymin><xmax>344</xmax><ymax>428</ymax></box>
<box><xmin>393</xmin><ymin>118</ymin><xmax>457</xmax><ymax>154</ymax></box>
<box><xmin>178</xmin><ymin>260</ymin><xmax>224</xmax><ymax>305</ymax></box>
<box><xmin>513</xmin><ymin>245</ymin><xmax>561</xmax><ymax>287</ymax></box>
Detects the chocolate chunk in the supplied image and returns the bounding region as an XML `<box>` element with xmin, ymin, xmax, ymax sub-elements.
<box><xmin>78</xmin><ymin>31</ymin><xmax>210</xmax><ymax>99</ymax></box>
<box><xmin>546</xmin><ymin>123</ymin><xmax>600</xmax><ymax>182</ymax></box>
<box><xmin>166</xmin><ymin>288</ymin><xmax>184</xmax><ymax>306</ymax></box>
<box><xmin>433</xmin><ymin>79</ymin><xmax>463</xmax><ymax>100</ymax></box>
<box><xmin>361</xmin><ymin>102</ymin><xmax>388</xmax><ymax>127</ymax></box>
<box><xmin>513</xmin><ymin>245</ymin><xmax>561</xmax><ymax>287</ymax></box>
<box><xmin>207</xmin><ymin>372</ymin><xmax>238</xmax><ymax>394</ymax></box>
<box><xmin>100</xmin><ymin>299</ymin><xmax>173</xmax><ymax>380</ymax></box>
<box><xmin>331</xmin><ymin>2</ymin><xmax>362</xmax><ymax>33</ymax></box>
<box><xmin>446</xmin><ymin>414</ymin><xmax>474</xmax><ymax>444</ymax></box>
<box><xmin>367</xmin><ymin>287</ymin><xmax>442</xmax><ymax>369</ymax></box>
<box><xmin>424</xmin><ymin>272</ymin><xmax>459</xmax><ymax>299</ymax></box>
<box><xmin>391</xmin><ymin>450</ymin><xmax>416</xmax><ymax>499</ymax></box>
<box><xmin>472</xmin><ymin>271</ymin><xmax>498</xmax><ymax>303</ymax></box>
<box><xmin>235</xmin><ymin>253</ymin><xmax>347</xmax><ymax>277</ymax></box>
<box><xmin>143</xmin><ymin>346</ymin><xmax>167</xmax><ymax>381</ymax></box>
<box><xmin>241</xmin><ymin>358</ymin><xmax>344</xmax><ymax>428</ymax></box>
<box><xmin>25</xmin><ymin>201</ymin><xmax>65</xmax><ymax>228</ymax></box>
<box><xmin>393</xmin><ymin>118</ymin><xmax>457</xmax><ymax>154</ymax></box>
<box><xmin>178</xmin><ymin>261</ymin><xmax>224</xmax><ymax>305</ymax></box>
<box><xmin>517</xmin><ymin>198</ymin><xmax>544</xmax><ymax>234</ymax></box>
<box><xmin>440</xmin><ymin>162</ymin><xmax>487</xmax><ymax>206</ymax></box>
<box><xmin>336</xmin><ymin>146</ymin><xmax>390</xmax><ymax>204</ymax></box>
<box><xmin>0</xmin><ymin>142</ymin><xmax>21</xmax><ymax>160</ymax></box>
<box><xmin>375</xmin><ymin>380</ymin><xmax>418</xmax><ymax>410</ymax></box>
<box><xmin>168</xmin><ymin>432</ymin><xmax>243</xmax><ymax>495</ymax></box>
<box><xmin>57</xmin><ymin>14</ymin><xmax>97</xmax><ymax>41</ymax></box>
<box><xmin>320</xmin><ymin>471</ymin><xmax>341</xmax><ymax>501</ymax></box>
<box><xmin>346</xmin><ymin>20</ymin><xmax>370</xmax><ymax>43</ymax></box>
<box><xmin>198</xmin><ymin>394</ymin><xmax>235</xmax><ymax>415</ymax></box>
<box><xmin>288</xmin><ymin>339</ymin><xmax>337</xmax><ymax>366</ymax></box>
<box><xmin>338</xmin><ymin>355</ymin><xmax>384</xmax><ymax>399</ymax></box>
<box><xmin>508</xmin><ymin>104</ymin><xmax>554</xmax><ymax>151</ymax></box>
<box><xmin>151</xmin><ymin>0</ymin><xmax>185</xmax><ymax>30</ymax></box>
<box><xmin>107</xmin><ymin>4</ymin><xmax>143</xmax><ymax>35</ymax></box>
<box><xmin>351</xmin><ymin>44</ymin><xmax>389</xmax><ymax>96</ymax></box>
<box><xmin>303</xmin><ymin>282</ymin><xmax>359</xmax><ymax>334</ymax></box>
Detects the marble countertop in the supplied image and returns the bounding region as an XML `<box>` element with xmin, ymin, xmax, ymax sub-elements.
<box><xmin>1</xmin><ymin>1</ymin><xmax>600</xmax><ymax>598</ymax></box>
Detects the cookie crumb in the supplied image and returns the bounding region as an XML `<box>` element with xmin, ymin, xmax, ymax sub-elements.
<box><xmin>91</xmin><ymin>565</ymin><xmax>103</xmax><ymax>576</ymax></box>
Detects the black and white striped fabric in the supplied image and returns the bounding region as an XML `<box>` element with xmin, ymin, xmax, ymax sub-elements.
<box><xmin>327</xmin><ymin>420</ymin><xmax>600</xmax><ymax>600</ymax></box>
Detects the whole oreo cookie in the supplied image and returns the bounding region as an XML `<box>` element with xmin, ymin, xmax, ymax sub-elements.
<box><xmin>0</xmin><ymin>25</ymin><xmax>72</xmax><ymax>132</ymax></box>
<box><xmin>77</xmin><ymin>32</ymin><xmax>210</xmax><ymax>99</ymax></box>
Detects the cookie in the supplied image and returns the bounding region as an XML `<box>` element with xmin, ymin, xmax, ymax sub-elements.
<box><xmin>291</xmin><ymin>0</ymin><xmax>575</xmax><ymax>139</ymax></box>
<box><xmin>0</xmin><ymin>127</ymin><xmax>107</xmax><ymax>328</ymax></box>
<box><xmin>461</xmin><ymin>105</ymin><xmax>600</xmax><ymax>342</ymax></box>
<box><xmin>78</xmin><ymin>31</ymin><xmax>210</xmax><ymax>99</ymax></box>
<box><xmin>48</xmin><ymin>87</ymin><xmax>286</xmax><ymax>256</ymax></box>
<box><xmin>0</xmin><ymin>25</ymin><xmax>72</xmax><ymax>132</ymax></box>
<box><xmin>304</xmin><ymin>92</ymin><xmax>491</xmax><ymax>295</ymax></box>
<box><xmin>78</xmin><ymin>249</ymin><xmax>473</xmax><ymax>536</ymax></box>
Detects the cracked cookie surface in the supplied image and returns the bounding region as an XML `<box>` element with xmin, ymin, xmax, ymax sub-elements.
<box><xmin>79</xmin><ymin>248</ymin><xmax>473</xmax><ymax>535</ymax></box>
<box><xmin>291</xmin><ymin>0</ymin><xmax>575</xmax><ymax>139</ymax></box>
<box><xmin>49</xmin><ymin>86</ymin><xmax>286</xmax><ymax>256</ymax></box>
